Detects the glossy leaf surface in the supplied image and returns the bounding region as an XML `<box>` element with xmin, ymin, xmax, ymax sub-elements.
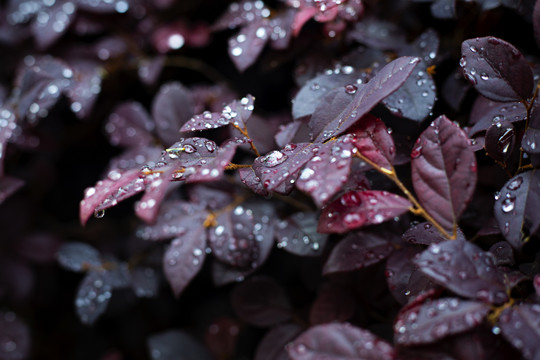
<box><xmin>350</xmin><ymin>114</ymin><xmax>395</xmax><ymax>171</ymax></box>
<box><xmin>75</xmin><ymin>271</ymin><xmax>112</xmax><ymax>324</ymax></box>
<box><xmin>499</xmin><ymin>304</ymin><xmax>540</xmax><ymax>360</ymax></box>
<box><xmin>275</xmin><ymin>212</ymin><xmax>327</xmax><ymax>256</ymax></box>
<box><xmin>57</xmin><ymin>242</ymin><xmax>102</xmax><ymax>272</ymax></box>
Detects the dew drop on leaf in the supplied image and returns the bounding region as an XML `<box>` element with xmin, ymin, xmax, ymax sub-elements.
<box><xmin>261</xmin><ymin>150</ymin><xmax>287</xmax><ymax>167</ymax></box>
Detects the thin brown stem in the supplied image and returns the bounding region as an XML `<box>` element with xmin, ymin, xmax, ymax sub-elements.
<box><xmin>231</xmin><ymin>124</ymin><xmax>261</xmax><ymax>157</ymax></box>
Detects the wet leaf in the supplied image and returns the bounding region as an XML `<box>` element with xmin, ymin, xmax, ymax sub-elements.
<box><xmin>402</xmin><ymin>222</ymin><xmax>465</xmax><ymax>246</ymax></box>
<box><xmin>213</xmin><ymin>0</ymin><xmax>271</xmax><ymax>31</ymax></box>
<box><xmin>152</xmin><ymin>82</ymin><xmax>194</xmax><ymax>146</ymax></box>
<box><xmin>57</xmin><ymin>242</ymin><xmax>102</xmax><ymax>272</ymax></box>
<box><xmin>348</xmin><ymin>17</ymin><xmax>406</xmax><ymax>51</ymax></box>
<box><xmin>64</xmin><ymin>59</ymin><xmax>103</xmax><ymax>119</ymax></box>
<box><xmin>135</xmin><ymin>168</ymin><xmax>178</xmax><ymax>224</ymax></box>
<box><xmin>411</xmin><ymin>115</ymin><xmax>477</xmax><ymax>233</ymax></box>
<box><xmin>181</xmin><ymin>95</ymin><xmax>255</xmax><ymax>132</ymax></box>
<box><xmin>310</xmin><ymin>56</ymin><xmax>420</xmax><ymax>142</ymax></box>
<box><xmin>484</xmin><ymin>120</ymin><xmax>516</xmax><ymax>162</ymax></box>
<box><xmin>323</xmin><ymin>231</ymin><xmax>394</xmax><ymax>274</ymax></box>
<box><xmin>488</xmin><ymin>241</ymin><xmax>514</xmax><ymax>266</ymax></box>
<box><xmin>287</xmin><ymin>322</ymin><xmax>395</xmax><ymax>360</ymax></box>
<box><xmin>229</xmin><ymin>19</ymin><xmax>270</xmax><ymax>72</ymax></box>
<box><xmin>296</xmin><ymin>136</ymin><xmax>354</xmax><ymax>206</ymax></box>
<box><xmin>105</xmin><ymin>102</ymin><xmax>155</xmax><ymax>147</ymax></box>
<box><xmin>76</xmin><ymin>0</ymin><xmax>130</xmax><ymax>13</ymax></box>
<box><xmin>493</xmin><ymin>170</ymin><xmax>540</xmax><ymax>250</ymax></box>
<box><xmin>238</xmin><ymin>167</ymin><xmax>270</xmax><ymax>196</ymax></box>
<box><xmin>430</xmin><ymin>0</ymin><xmax>456</xmax><ymax>19</ymax></box>
<box><xmin>274</xmin><ymin>212</ymin><xmax>327</xmax><ymax>256</ymax></box>
<box><xmin>318</xmin><ymin>190</ymin><xmax>411</xmax><ymax>234</ymax></box>
<box><xmin>75</xmin><ymin>271</ymin><xmax>113</xmax><ymax>324</ymax></box>
<box><xmin>460</xmin><ymin>37</ymin><xmax>534</xmax><ymax>102</ymax></box>
<box><xmin>163</xmin><ymin>230</ymin><xmax>206</xmax><ymax>297</ymax></box>
<box><xmin>254</xmin><ymin>323</ymin><xmax>303</xmax><ymax>360</ymax></box>
<box><xmin>231</xmin><ymin>276</ymin><xmax>292</xmax><ymax>327</ymax></box>
<box><xmin>350</xmin><ymin>114</ymin><xmax>395</xmax><ymax>171</ymax></box>
<box><xmin>468</xmin><ymin>97</ymin><xmax>525</xmax><ymax>136</ymax></box>
<box><xmin>394</xmin><ymin>297</ymin><xmax>490</xmax><ymax>345</ymax></box>
<box><xmin>147</xmin><ymin>330</ymin><xmax>213</xmax><ymax>360</ymax></box>
<box><xmin>499</xmin><ymin>304</ymin><xmax>540</xmax><ymax>360</ymax></box>
<box><xmin>415</xmin><ymin>240</ymin><xmax>508</xmax><ymax>304</ymax></box>
<box><xmin>131</xmin><ymin>267</ymin><xmax>159</xmax><ymax>298</ymax></box>
<box><xmin>31</xmin><ymin>2</ymin><xmax>76</xmax><ymax>49</ymax></box>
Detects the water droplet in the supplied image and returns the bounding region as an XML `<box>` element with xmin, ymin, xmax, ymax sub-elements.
<box><xmin>231</xmin><ymin>46</ymin><xmax>243</xmax><ymax>56</ymax></box>
<box><xmin>507</xmin><ymin>176</ymin><xmax>522</xmax><ymax>190</ymax></box>
<box><xmin>480</xmin><ymin>73</ymin><xmax>489</xmax><ymax>80</ymax></box>
<box><xmin>261</xmin><ymin>150</ymin><xmax>287</xmax><ymax>167</ymax></box>
<box><xmin>501</xmin><ymin>196</ymin><xmax>515</xmax><ymax>213</ymax></box>
<box><xmin>344</xmin><ymin>84</ymin><xmax>357</xmax><ymax>94</ymax></box>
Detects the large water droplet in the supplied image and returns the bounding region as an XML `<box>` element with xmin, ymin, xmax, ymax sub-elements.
<box><xmin>261</xmin><ymin>150</ymin><xmax>287</xmax><ymax>167</ymax></box>
<box><xmin>501</xmin><ymin>196</ymin><xmax>515</xmax><ymax>213</ymax></box>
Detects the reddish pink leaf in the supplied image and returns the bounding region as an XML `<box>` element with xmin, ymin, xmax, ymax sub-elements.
<box><xmin>411</xmin><ymin>115</ymin><xmax>477</xmax><ymax>233</ymax></box>
<box><xmin>350</xmin><ymin>114</ymin><xmax>395</xmax><ymax>171</ymax></box>
<box><xmin>318</xmin><ymin>190</ymin><xmax>411</xmax><ymax>234</ymax></box>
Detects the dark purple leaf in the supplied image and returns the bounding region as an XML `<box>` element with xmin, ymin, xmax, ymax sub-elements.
<box><xmin>15</xmin><ymin>233</ymin><xmax>61</xmax><ymax>264</ymax></box>
<box><xmin>231</xmin><ymin>276</ymin><xmax>292</xmax><ymax>327</ymax></box>
<box><xmin>131</xmin><ymin>267</ymin><xmax>159</xmax><ymax>298</ymax></box>
<box><xmin>442</xmin><ymin>68</ymin><xmax>471</xmax><ymax>111</ymax></box>
<box><xmin>403</xmin><ymin>222</ymin><xmax>465</xmax><ymax>246</ymax></box>
<box><xmin>382</xmin><ymin>64</ymin><xmax>436</xmax><ymax>122</ymax></box>
<box><xmin>494</xmin><ymin>170</ymin><xmax>540</xmax><ymax>249</ymax></box>
<box><xmin>76</xmin><ymin>0</ymin><xmax>130</xmax><ymax>13</ymax></box>
<box><xmin>147</xmin><ymin>330</ymin><xmax>213</xmax><ymax>360</ymax></box>
<box><xmin>187</xmin><ymin>184</ymin><xmax>235</xmax><ymax>210</ymax></box>
<box><xmin>103</xmin><ymin>261</ymin><xmax>131</xmax><ymax>289</ymax></box>
<box><xmin>255</xmin><ymin>323</ymin><xmax>303</xmax><ymax>360</ymax></box>
<box><xmin>287</xmin><ymin>322</ymin><xmax>395</xmax><ymax>360</ymax></box>
<box><xmin>238</xmin><ymin>167</ymin><xmax>269</xmax><ymax>196</ymax></box>
<box><xmin>348</xmin><ymin>17</ymin><xmax>406</xmax><ymax>51</ymax></box>
<box><xmin>228</xmin><ymin>19</ymin><xmax>270</xmax><ymax>72</ymax></box>
<box><xmin>267</xmin><ymin>9</ymin><xmax>294</xmax><ymax>50</ymax></box>
<box><xmin>275</xmin><ymin>120</ymin><xmax>304</xmax><ymax>148</ymax></box>
<box><xmin>523</xmin><ymin>102</ymin><xmax>540</xmax><ymax>155</ymax></box>
<box><xmin>181</xmin><ymin>95</ymin><xmax>254</xmax><ymax>132</ymax></box>
<box><xmin>136</xmin><ymin>167</ymin><xmax>178</xmax><ymax>223</ymax></box>
<box><xmin>57</xmin><ymin>242</ymin><xmax>102</xmax><ymax>272</ymax></box>
<box><xmin>350</xmin><ymin>114</ymin><xmax>395</xmax><ymax>171</ymax></box>
<box><xmin>79</xmin><ymin>168</ymin><xmax>144</xmax><ymax>225</ymax></box>
<box><xmin>386</xmin><ymin>247</ymin><xmax>437</xmax><ymax>305</ymax></box>
<box><xmin>408</xmin><ymin>28</ymin><xmax>439</xmax><ymax>66</ymax></box>
<box><xmin>138</xmin><ymin>56</ymin><xmax>165</xmax><ymax>86</ymax></box>
<box><xmin>275</xmin><ymin>212</ymin><xmax>327</xmax><ymax>256</ymax></box>
<box><xmin>296</xmin><ymin>136</ymin><xmax>354</xmax><ymax>206</ymax></box>
<box><xmin>163</xmin><ymin>232</ymin><xmax>206</xmax><ymax>297</ymax></box>
<box><xmin>137</xmin><ymin>200</ymin><xmax>208</xmax><ymax>241</ymax></box>
<box><xmin>0</xmin><ymin>176</ymin><xmax>24</xmax><ymax>205</ymax></box>
<box><xmin>460</xmin><ymin>37</ymin><xmax>534</xmax><ymax>102</ymax></box>
<box><xmin>253</xmin><ymin>143</ymin><xmax>319</xmax><ymax>194</ymax></box>
<box><xmin>411</xmin><ymin>115</ymin><xmax>477</xmax><ymax>233</ymax></box>
<box><xmin>431</xmin><ymin>0</ymin><xmax>456</xmax><ymax>18</ymax></box>
<box><xmin>535</xmin><ymin>0</ymin><xmax>540</xmax><ymax>49</ymax></box>
<box><xmin>322</xmin><ymin>231</ymin><xmax>394</xmax><ymax>274</ymax></box>
<box><xmin>468</xmin><ymin>97</ymin><xmax>525</xmax><ymax>136</ymax></box>
<box><xmin>64</xmin><ymin>59</ymin><xmax>103</xmax><ymax>119</ymax></box>
<box><xmin>204</xmin><ymin>316</ymin><xmax>240</xmax><ymax>360</ymax></box>
<box><xmin>394</xmin><ymin>297</ymin><xmax>490</xmax><ymax>345</ymax></box>
<box><xmin>292</xmin><ymin>69</ymin><xmax>360</xmax><ymax>120</ymax></box>
<box><xmin>0</xmin><ymin>312</ymin><xmax>31</xmax><ymax>360</ymax></box>
<box><xmin>499</xmin><ymin>304</ymin><xmax>540</xmax><ymax>360</ymax></box>
<box><xmin>105</xmin><ymin>102</ymin><xmax>155</xmax><ymax>147</ymax></box>
<box><xmin>309</xmin><ymin>283</ymin><xmax>356</xmax><ymax>325</ymax></box>
<box><xmin>75</xmin><ymin>270</ymin><xmax>112</xmax><ymax>324</ymax></box>
<box><xmin>105</xmin><ymin>145</ymin><xmax>162</xmax><ymax>173</ymax></box>
<box><xmin>31</xmin><ymin>2</ymin><xmax>76</xmax><ymax>49</ymax></box>
<box><xmin>311</xmin><ymin>56</ymin><xmax>420</xmax><ymax>142</ymax></box>
<box><xmin>93</xmin><ymin>36</ymin><xmax>127</xmax><ymax>60</ymax></box>
<box><xmin>415</xmin><ymin>240</ymin><xmax>508</xmax><ymax>304</ymax></box>
<box><xmin>318</xmin><ymin>190</ymin><xmax>411</xmax><ymax>234</ymax></box>
<box><xmin>234</xmin><ymin>114</ymin><xmax>282</xmax><ymax>155</ymax></box>
<box><xmin>185</xmin><ymin>138</ymin><xmax>243</xmax><ymax>183</ymax></box>
<box><xmin>484</xmin><ymin>120</ymin><xmax>516</xmax><ymax>162</ymax></box>
<box><xmin>152</xmin><ymin>82</ymin><xmax>194</xmax><ymax>146</ymax></box>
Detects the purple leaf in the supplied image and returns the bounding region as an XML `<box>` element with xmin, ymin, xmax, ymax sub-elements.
<box><xmin>185</xmin><ymin>138</ymin><xmax>243</xmax><ymax>183</ymax></box>
<box><xmin>213</xmin><ymin>0</ymin><xmax>271</xmax><ymax>31</ymax></box>
<box><xmin>523</xmin><ymin>102</ymin><xmax>540</xmax><ymax>155</ymax></box>
<box><xmin>147</xmin><ymin>330</ymin><xmax>213</xmax><ymax>360</ymax></box>
<box><xmin>152</xmin><ymin>82</ymin><xmax>194</xmax><ymax>146</ymax></box>
<box><xmin>57</xmin><ymin>242</ymin><xmax>102</xmax><ymax>272</ymax></box>
<box><xmin>138</xmin><ymin>56</ymin><xmax>165</xmax><ymax>86</ymax></box>
<box><xmin>296</xmin><ymin>136</ymin><xmax>354</xmax><ymax>206</ymax></box>
<box><xmin>79</xmin><ymin>168</ymin><xmax>144</xmax><ymax>225</ymax></box>
<box><xmin>135</xmin><ymin>166</ymin><xmax>177</xmax><ymax>224</ymax></box>
<box><xmin>287</xmin><ymin>322</ymin><xmax>395</xmax><ymax>360</ymax></box>
<box><xmin>0</xmin><ymin>312</ymin><xmax>31</xmax><ymax>360</ymax></box>
<box><xmin>105</xmin><ymin>102</ymin><xmax>155</xmax><ymax>147</ymax></box>
<box><xmin>431</xmin><ymin>0</ymin><xmax>456</xmax><ymax>19</ymax></box>
<box><xmin>484</xmin><ymin>120</ymin><xmax>517</xmax><ymax>163</ymax></box>
<box><xmin>105</xmin><ymin>145</ymin><xmax>162</xmax><ymax>173</ymax></box>
<box><xmin>411</xmin><ymin>115</ymin><xmax>477</xmax><ymax>233</ymax></box>
<box><xmin>253</xmin><ymin>143</ymin><xmax>319</xmax><ymax>194</ymax></box>
<box><xmin>394</xmin><ymin>297</ymin><xmax>490</xmax><ymax>345</ymax></box>
<box><xmin>64</xmin><ymin>59</ymin><xmax>103</xmax><ymax>119</ymax></box>
<box><xmin>468</xmin><ymin>97</ymin><xmax>525</xmax><ymax>136</ymax></box>
<box><xmin>318</xmin><ymin>190</ymin><xmax>411</xmax><ymax>234</ymax></box>
<box><xmin>309</xmin><ymin>283</ymin><xmax>356</xmax><ymax>325</ymax></box>
<box><xmin>460</xmin><ymin>37</ymin><xmax>534</xmax><ymax>102</ymax></box>
<box><xmin>489</xmin><ymin>241</ymin><xmax>514</xmax><ymax>266</ymax></box>
<box><xmin>75</xmin><ymin>271</ymin><xmax>112</xmax><ymax>324</ymax></box>
<box><xmin>275</xmin><ymin>120</ymin><xmax>304</xmax><ymax>148</ymax></box>
<box><xmin>382</xmin><ymin>64</ymin><xmax>436</xmax><ymax>122</ymax></box>
<box><xmin>408</xmin><ymin>28</ymin><xmax>439</xmax><ymax>66</ymax></box>
<box><xmin>238</xmin><ymin>167</ymin><xmax>270</xmax><ymax>196</ymax></box>
<box><xmin>402</xmin><ymin>222</ymin><xmax>465</xmax><ymax>246</ymax></box>
<box><xmin>348</xmin><ymin>17</ymin><xmax>406</xmax><ymax>51</ymax></box>
<box><xmin>499</xmin><ymin>304</ymin><xmax>540</xmax><ymax>360</ymax></box>
<box><xmin>275</xmin><ymin>212</ymin><xmax>327</xmax><ymax>256</ymax></box>
<box><xmin>415</xmin><ymin>240</ymin><xmax>508</xmax><ymax>304</ymax></box>
<box><xmin>181</xmin><ymin>95</ymin><xmax>254</xmax><ymax>132</ymax></box>
<box><xmin>75</xmin><ymin>0</ymin><xmax>130</xmax><ymax>13</ymax></box>
<box><xmin>494</xmin><ymin>171</ymin><xmax>540</xmax><ymax>250</ymax></box>
<box><xmin>255</xmin><ymin>323</ymin><xmax>303</xmax><ymax>360</ymax></box>
<box><xmin>137</xmin><ymin>200</ymin><xmax>208</xmax><ymax>241</ymax></box>
<box><xmin>31</xmin><ymin>2</ymin><xmax>76</xmax><ymax>49</ymax></box>
<box><xmin>231</xmin><ymin>276</ymin><xmax>292</xmax><ymax>327</ymax></box>
<box><xmin>267</xmin><ymin>9</ymin><xmax>294</xmax><ymax>50</ymax></box>
<box><xmin>442</xmin><ymin>68</ymin><xmax>471</xmax><ymax>112</ymax></box>
<box><xmin>311</xmin><ymin>56</ymin><xmax>420</xmax><ymax>142</ymax></box>
<box><xmin>322</xmin><ymin>231</ymin><xmax>394</xmax><ymax>274</ymax></box>
<box><xmin>187</xmin><ymin>184</ymin><xmax>235</xmax><ymax>210</ymax></box>
<box><xmin>228</xmin><ymin>19</ymin><xmax>270</xmax><ymax>72</ymax></box>
<box><xmin>0</xmin><ymin>176</ymin><xmax>24</xmax><ymax>205</ymax></box>
<box><xmin>350</xmin><ymin>114</ymin><xmax>395</xmax><ymax>171</ymax></box>
<box><xmin>163</xmin><ymin>232</ymin><xmax>206</xmax><ymax>297</ymax></box>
